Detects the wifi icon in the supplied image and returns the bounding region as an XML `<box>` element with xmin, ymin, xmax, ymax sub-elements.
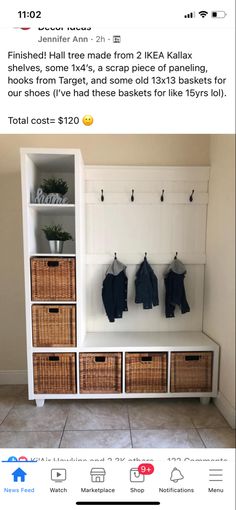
<box><xmin>199</xmin><ymin>10</ymin><xmax>208</xmax><ymax>17</ymax></box>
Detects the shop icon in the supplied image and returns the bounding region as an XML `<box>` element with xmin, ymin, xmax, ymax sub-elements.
<box><xmin>130</xmin><ymin>468</ymin><xmax>145</xmax><ymax>483</ymax></box>
<box><xmin>90</xmin><ymin>467</ymin><xmax>106</xmax><ymax>483</ymax></box>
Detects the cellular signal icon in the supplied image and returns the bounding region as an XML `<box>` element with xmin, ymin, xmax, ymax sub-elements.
<box><xmin>199</xmin><ymin>10</ymin><xmax>208</xmax><ymax>17</ymax></box>
<box><xmin>184</xmin><ymin>12</ymin><xmax>195</xmax><ymax>18</ymax></box>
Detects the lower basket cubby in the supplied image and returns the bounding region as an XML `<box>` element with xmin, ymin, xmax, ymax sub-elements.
<box><xmin>79</xmin><ymin>352</ymin><xmax>122</xmax><ymax>394</ymax></box>
<box><xmin>32</xmin><ymin>304</ymin><xmax>76</xmax><ymax>347</ymax></box>
<box><xmin>125</xmin><ymin>352</ymin><xmax>168</xmax><ymax>393</ymax></box>
<box><xmin>170</xmin><ymin>351</ymin><xmax>213</xmax><ymax>392</ymax></box>
<box><xmin>33</xmin><ymin>353</ymin><xmax>77</xmax><ymax>394</ymax></box>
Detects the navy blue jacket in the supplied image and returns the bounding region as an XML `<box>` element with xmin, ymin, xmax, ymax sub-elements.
<box><xmin>164</xmin><ymin>270</ymin><xmax>190</xmax><ymax>318</ymax></box>
<box><xmin>135</xmin><ymin>259</ymin><xmax>159</xmax><ymax>309</ymax></box>
<box><xmin>102</xmin><ymin>262</ymin><xmax>128</xmax><ymax>322</ymax></box>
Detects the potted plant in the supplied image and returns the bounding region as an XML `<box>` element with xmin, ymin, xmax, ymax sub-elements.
<box><xmin>42</xmin><ymin>224</ymin><xmax>73</xmax><ymax>253</ymax></box>
<box><xmin>41</xmin><ymin>177</ymin><xmax>68</xmax><ymax>196</ymax></box>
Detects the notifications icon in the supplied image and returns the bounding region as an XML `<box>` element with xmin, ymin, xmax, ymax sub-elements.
<box><xmin>170</xmin><ymin>467</ymin><xmax>184</xmax><ymax>483</ymax></box>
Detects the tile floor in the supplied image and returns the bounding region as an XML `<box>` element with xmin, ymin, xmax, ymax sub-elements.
<box><xmin>0</xmin><ymin>385</ymin><xmax>235</xmax><ymax>448</ymax></box>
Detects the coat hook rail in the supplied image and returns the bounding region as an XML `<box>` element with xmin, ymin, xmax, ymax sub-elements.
<box><xmin>189</xmin><ymin>189</ymin><xmax>194</xmax><ymax>202</ymax></box>
<box><xmin>160</xmin><ymin>189</ymin><xmax>164</xmax><ymax>202</ymax></box>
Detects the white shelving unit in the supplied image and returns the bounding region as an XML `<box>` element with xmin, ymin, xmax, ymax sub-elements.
<box><xmin>21</xmin><ymin>149</ymin><xmax>219</xmax><ymax>407</ymax></box>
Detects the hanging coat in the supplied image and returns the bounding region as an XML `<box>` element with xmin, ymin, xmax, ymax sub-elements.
<box><xmin>135</xmin><ymin>258</ymin><xmax>159</xmax><ymax>309</ymax></box>
<box><xmin>102</xmin><ymin>259</ymin><xmax>128</xmax><ymax>322</ymax></box>
<box><xmin>164</xmin><ymin>258</ymin><xmax>190</xmax><ymax>318</ymax></box>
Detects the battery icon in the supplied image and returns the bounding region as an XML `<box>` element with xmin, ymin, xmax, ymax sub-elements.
<box><xmin>211</xmin><ymin>11</ymin><xmax>227</xmax><ymax>18</ymax></box>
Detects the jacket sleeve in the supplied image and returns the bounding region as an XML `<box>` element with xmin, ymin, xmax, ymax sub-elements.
<box><xmin>122</xmin><ymin>272</ymin><xmax>128</xmax><ymax>312</ymax></box>
<box><xmin>164</xmin><ymin>272</ymin><xmax>175</xmax><ymax>318</ymax></box>
<box><xmin>180</xmin><ymin>278</ymin><xmax>190</xmax><ymax>314</ymax></box>
<box><xmin>102</xmin><ymin>274</ymin><xmax>115</xmax><ymax>322</ymax></box>
<box><xmin>150</xmin><ymin>270</ymin><xmax>159</xmax><ymax>306</ymax></box>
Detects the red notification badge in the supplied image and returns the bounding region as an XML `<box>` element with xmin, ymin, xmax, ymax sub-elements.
<box><xmin>138</xmin><ymin>463</ymin><xmax>154</xmax><ymax>475</ymax></box>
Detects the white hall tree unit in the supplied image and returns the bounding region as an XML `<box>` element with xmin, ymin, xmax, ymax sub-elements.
<box><xmin>21</xmin><ymin>149</ymin><xmax>219</xmax><ymax>407</ymax></box>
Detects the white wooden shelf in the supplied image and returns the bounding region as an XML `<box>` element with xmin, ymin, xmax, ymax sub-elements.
<box><xmin>30</xmin><ymin>253</ymin><xmax>76</xmax><ymax>258</ymax></box>
<box><xmin>28</xmin><ymin>204</ymin><xmax>75</xmax><ymax>215</ymax></box>
<box><xmin>82</xmin><ymin>331</ymin><xmax>217</xmax><ymax>350</ymax></box>
<box><xmin>30</xmin><ymin>301</ymin><xmax>77</xmax><ymax>305</ymax></box>
<box><xmin>21</xmin><ymin>154</ymin><xmax>219</xmax><ymax>406</ymax></box>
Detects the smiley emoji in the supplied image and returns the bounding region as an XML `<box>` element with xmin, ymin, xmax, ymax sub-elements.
<box><xmin>82</xmin><ymin>114</ymin><xmax>93</xmax><ymax>126</ymax></box>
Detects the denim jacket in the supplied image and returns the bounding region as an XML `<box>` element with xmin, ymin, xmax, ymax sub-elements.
<box><xmin>135</xmin><ymin>258</ymin><xmax>159</xmax><ymax>309</ymax></box>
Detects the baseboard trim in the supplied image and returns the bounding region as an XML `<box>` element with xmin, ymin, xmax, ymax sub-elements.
<box><xmin>0</xmin><ymin>370</ymin><xmax>27</xmax><ymax>385</ymax></box>
<box><xmin>214</xmin><ymin>392</ymin><xmax>236</xmax><ymax>429</ymax></box>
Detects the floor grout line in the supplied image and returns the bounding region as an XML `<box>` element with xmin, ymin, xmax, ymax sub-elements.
<box><xmin>194</xmin><ymin>427</ymin><xmax>207</xmax><ymax>448</ymax></box>
<box><xmin>0</xmin><ymin>403</ymin><xmax>18</xmax><ymax>427</ymax></box>
<box><xmin>126</xmin><ymin>403</ymin><xmax>134</xmax><ymax>448</ymax></box>
<box><xmin>58</xmin><ymin>415</ymin><xmax>69</xmax><ymax>448</ymax></box>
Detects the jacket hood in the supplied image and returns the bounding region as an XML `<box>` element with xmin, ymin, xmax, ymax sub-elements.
<box><xmin>106</xmin><ymin>258</ymin><xmax>127</xmax><ymax>276</ymax></box>
<box><xmin>166</xmin><ymin>259</ymin><xmax>186</xmax><ymax>275</ymax></box>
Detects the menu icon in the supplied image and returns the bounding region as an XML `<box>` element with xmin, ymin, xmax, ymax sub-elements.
<box><xmin>209</xmin><ymin>468</ymin><xmax>223</xmax><ymax>482</ymax></box>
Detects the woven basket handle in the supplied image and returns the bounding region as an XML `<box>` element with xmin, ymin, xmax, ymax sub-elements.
<box><xmin>185</xmin><ymin>355</ymin><xmax>200</xmax><ymax>361</ymax></box>
<box><xmin>95</xmin><ymin>356</ymin><xmax>106</xmax><ymax>363</ymax></box>
<box><xmin>141</xmin><ymin>356</ymin><xmax>152</xmax><ymax>362</ymax></box>
<box><xmin>48</xmin><ymin>356</ymin><xmax>60</xmax><ymax>361</ymax></box>
<box><xmin>47</xmin><ymin>261</ymin><xmax>59</xmax><ymax>267</ymax></box>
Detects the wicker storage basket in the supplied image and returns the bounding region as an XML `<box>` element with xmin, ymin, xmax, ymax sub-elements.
<box><xmin>32</xmin><ymin>304</ymin><xmax>76</xmax><ymax>347</ymax></box>
<box><xmin>125</xmin><ymin>352</ymin><xmax>167</xmax><ymax>393</ymax></box>
<box><xmin>31</xmin><ymin>257</ymin><xmax>76</xmax><ymax>301</ymax></box>
<box><xmin>33</xmin><ymin>353</ymin><xmax>76</xmax><ymax>394</ymax></box>
<box><xmin>171</xmin><ymin>352</ymin><xmax>213</xmax><ymax>392</ymax></box>
<box><xmin>79</xmin><ymin>353</ymin><xmax>122</xmax><ymax>394</ymax></box>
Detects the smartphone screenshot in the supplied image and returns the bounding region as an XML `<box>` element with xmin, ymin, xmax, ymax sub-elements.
<box><xmin>0</xmin><ymin>1</ymin><xmax>235</xmax><ymax>509</ymax></box>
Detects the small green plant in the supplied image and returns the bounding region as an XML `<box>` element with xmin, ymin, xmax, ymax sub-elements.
<box><xmin>42</xmin><ymin>224</ymin><xmax>73</xmax><ymax>241</ymax></box>
<box><xmin>41</xmin><ymin>177</ymin><xmax>68</xmax><ymax>196</ymax></box>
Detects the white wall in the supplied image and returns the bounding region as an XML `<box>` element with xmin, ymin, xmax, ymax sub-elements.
<box><xmin>203</xmin><ymin>135</ymin><xmax>235</xmax><ymax>428</ymax></box>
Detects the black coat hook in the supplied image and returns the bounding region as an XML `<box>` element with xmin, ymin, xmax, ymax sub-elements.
<box><xmin>174</xmin><ymin>252</ymin><xmax>178</xmax><ymax>260</ymax></box>
<box><xmin>101</xmin><ymin>189</ymin><xmax>104</xmax><ymax>202</ymax></box>
<box><xmin>189</xmin><ymin>190</ymin><xmax>194</xmax><ymax>202</ymax></box>
<box><xmin>144</xmin><ymin>252</ymin><xmax>147</xmax><ymax>260</ymax></box>
<box><xmin>160</xmin><ymin>189</ymin><xmax>164</xmax><ymax>202</ymax></box>
<box><xmin>131</xmin><ymin>189</ymin><xmax>134</xmax><ymax>202</ymax></box>
<box><xmin>114</xmin><ymin>252</ymin><xmax>117</xmax><ymax>260</ymax></box>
